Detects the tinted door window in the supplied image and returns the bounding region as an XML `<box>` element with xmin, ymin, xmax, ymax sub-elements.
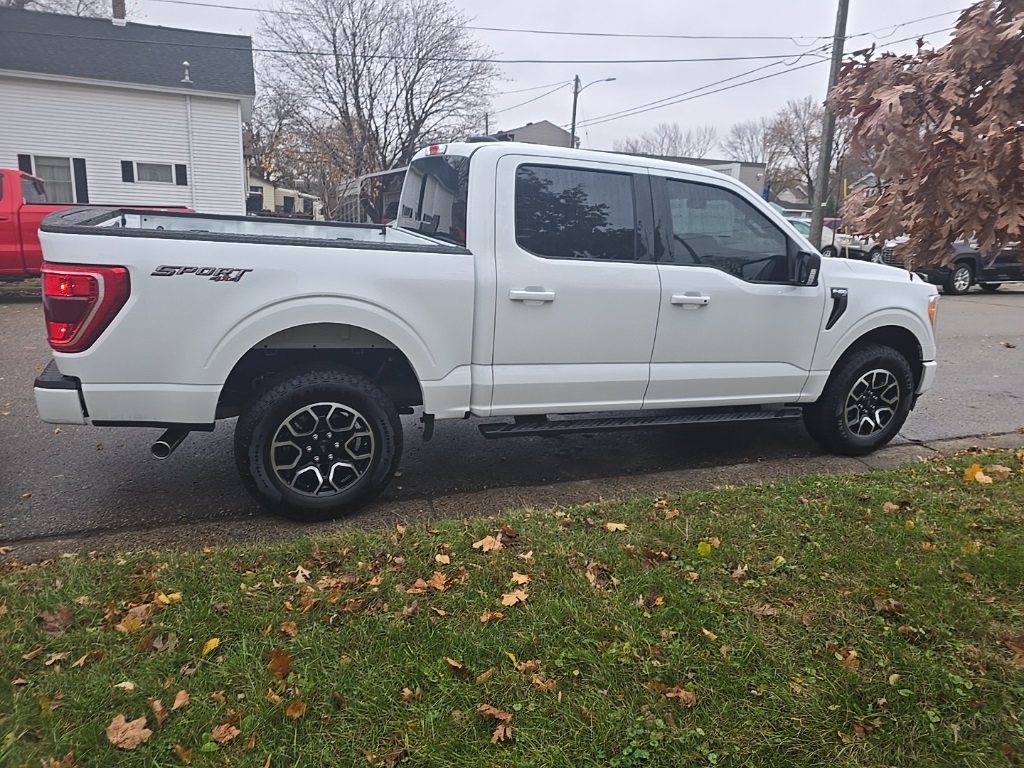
<box><xmin>515</xmin><ymin>165</ymin><xmax>638</xmax><ymax>261</ymax></box>
<box><xmin>665</xmin><ymin>179</ymin><xmax>790</xmax><ymax>282</ymax></box>
<box><xmin>21</xmin><ymin>177</ymin><xmax>48</xmax><ymax>204</ymax></box>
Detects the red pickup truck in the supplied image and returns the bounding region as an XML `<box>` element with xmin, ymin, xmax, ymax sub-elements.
<box><xmin>0</xmin><ymin>168</ymin><xmax>191</xmax><ymax>281</ymax></box>
<box><xmin>0</xmin><ymin>168</ymin><xmax>73</xmax><ymax>281</ymax></box>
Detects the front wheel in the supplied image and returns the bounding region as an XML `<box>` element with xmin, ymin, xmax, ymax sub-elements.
<box><xmin>803</xmin><ymin>344</ymin><xmax>914</xmax><ymax>456</ymax></box>
<box><xmin>234</xmin><ymin>366</ymin><xmax>403</xmax><ymax>521</ymax></box>
<box><xmin>820</xmin><ymin>246</ymin><xmax>837</xmax><ymax>259</ymax></box>
<box><xmin>942</xmin><ymin>263</ymin><xmax>973</xmax><ymax>295</ymax></box>
<box><xmin>869</xmin><ymin>248</ymin><xmax>884</xmax><ymax>264</ymax></box>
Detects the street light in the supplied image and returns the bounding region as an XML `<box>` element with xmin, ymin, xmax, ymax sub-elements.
<box><xmin>570</xmin><ymin>76</ymin><xmax>616</xmax><ymax>149</ymax></box>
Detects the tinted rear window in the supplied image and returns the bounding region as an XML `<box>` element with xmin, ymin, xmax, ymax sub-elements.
<box><xmin>396</xmin><ymin>155</ymin><xmax>470</xmax><ymax>247</ymax></box>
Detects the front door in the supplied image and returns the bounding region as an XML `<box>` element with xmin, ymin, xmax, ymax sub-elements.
<box><xmin>646</xmin><ymin>174</ymin><xmax>827</xmax><ymax>408</ymax></box>
<box><xmin>490</xmin><ymin>156</ymin><xmax>661</xmax><ymax>416</ymax></box>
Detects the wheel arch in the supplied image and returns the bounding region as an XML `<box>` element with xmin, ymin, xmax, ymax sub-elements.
<box><xmin>831</xmin><ymin>324</ymin><xmax>924</xmax><ymax>389</ymax></box>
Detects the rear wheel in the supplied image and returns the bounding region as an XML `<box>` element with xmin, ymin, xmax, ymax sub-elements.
<box><xmin>869</xmin><ymin>247</ymin><xmax>884</xmax><ymax>264</ymax></box>
<box><xmin>979</xmin><ymin>282</ymin><xmax>1001</xmax><ymax>292</ymax></box>
<box><xmin>803</xmin><ymin>344</ymin><xmax>914</xmax><ymax>456</ymax></box>
<box><xmin>234</xmin><ymin>366</ymin><xmax>402</xmax><ymax>521</ymax></box>
<box><xmin>942</xmin><ymin>262</ymin><xmax>973</xmax><ymax>295</ymax></box>
<box><xmin>821</xmin><ymin>246</ymin><xmax>837</xmax><ymax>259</ymax></box>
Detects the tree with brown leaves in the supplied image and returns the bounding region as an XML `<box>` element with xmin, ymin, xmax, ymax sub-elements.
<box><xmin>829</xmin><ymin>0</ymin><xmax>1024</xmax><ymax>266</ymax></box>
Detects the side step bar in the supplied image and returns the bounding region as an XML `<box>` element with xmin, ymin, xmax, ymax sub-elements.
<box><xmin>479</xmin><ymin>408</ymin><xmax>803</xmax><ymax>439</ymax></box>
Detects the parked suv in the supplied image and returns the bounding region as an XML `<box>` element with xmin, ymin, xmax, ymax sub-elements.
<box><xmin>883</xmin><ymin>240</ymin><xmax>1024</xmax><ymax>295</ymax></box>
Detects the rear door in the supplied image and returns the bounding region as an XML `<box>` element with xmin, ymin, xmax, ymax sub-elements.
<box><xmin>0</xmin><ymin>174</ymin><xmax>27</xmax><ymax>277</ymax></box>
<box><xmin>489</xmin><ymin>156</ymin><xmax>661</xmax><ymax>415</ymax></box>
<box><xmin>646</xmin><ymin>174</ymin><xmax>827</xmax><ymax>408</ymax></box>
<box><xmin>16</xmin><ymin>176</ymin><xmax>54</xmax><ymax>276</ymax></box>
<box><xmin>979</xmin><ymin>243</ymin><xmax>1024</xmax><ymax>283</ymax></box>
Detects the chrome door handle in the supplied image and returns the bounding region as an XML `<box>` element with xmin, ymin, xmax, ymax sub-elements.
<box><xmin>671</xmin><ymin>294</ymin><xmax>710</xmax><ymax>307</ymax></box>
<box><xmin>509</xmin><ymin>289</ymin><xmax>556</xmax><ymax>303</ymax></box>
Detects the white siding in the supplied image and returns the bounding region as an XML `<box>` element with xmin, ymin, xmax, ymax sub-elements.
<box><xmin>0</xmin><ymin>75</ymin><xmax>245</xmax><ymax>214</ymax></box>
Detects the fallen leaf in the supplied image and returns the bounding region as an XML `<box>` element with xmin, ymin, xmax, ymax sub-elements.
<box><xmin>701</xmin><ymin>628</ymin><xmax>718</xmax><ymax>642</ymax></box>
<box><xmin>477</xmin><ymin>704</ymin><xmax>513</xmax><ymax>743</ymax></box>
<box><xmin>882</xmin><ymin>501</ymin><xmax>900</xmax><ymax>513</ymax></box>
<box><xmin>291</xmin><ymin>565</ymin><xmax>310</xmax><ymax>584</ymax></box>
<box><xmin>446</xmin><ymin>657</ymin><xmax>469</xmax><ymax>679</ymax></box>
<box><xmin>427</xmin><ymin>571</ymin><xmax>448</xmax><ymax>591</ymax></box>
<box><xmin>267</xmin><ymin>650</ymin><xmax>292</xmax><ymax>680</ymax></box>
<box><xmin>500</xmin><ymin>589</ymin><xmax>529</xmax><ymax>607</ymax></box>
<box><xmin>517</xmin><ymin>550</ymin><xmax>535</xmax><ymax>564</ymax></box>
<box><xmin>202</xmin><ymin>637</ymin><xmax>220</xmax><ymax>656</ymax></box>
<box><xmin>210</xmin><ymin>690</ymin><xmax>226</xmax><ymax>704</ymax></box>
<box><xmin>605</xmin><ymin>522</ymin><xmax>627</xmax><ymax>532</ymax></box>
<box><xmin>1001</xmin><ymin>742</ymin><xmax>1017</xmax><ymax>764</ymax></box>
<box><xmin>708</xmin><ymin>536</ymin><xmax>721</xmax><ymax>548</ymax></box>
<box><xmin>150</xmin><ymin>698</ymin><xmax>169</xmax><ymax>727</ymax></box>
<box><xmin>45</xmin><ymin>652</ymin><xmax>71</xmax><ymax>666</ymax></box>
<box><xmin>279</xmin><ymin>621</ymin><xmax>298</xmax><ymax>638</ymax></box>
<box><xmin>472</xmin><ymin>535</ymin><xmax>503</xmax><ymax>553</ymax></box>
<box><xmin>720</xmin><ymin>645</ymin><xmax>732</xmax><ymax>657</ymax></box>
<box><xmin>37</xmin><ymin>608</ymin><xmax>74</xmax><ymax>636</ymax></box>
<box><xmin>1004</xmin><ymin>636</ymin><xmax>1024</xmax><ymax>668</ymax></box>
<box><xmin>212</xmin><ymin>722</ymin><xmax>241</xmax><ymax>744</ymax></box>
<box><xmin>401</xmin><ymin>686</ymin><xmax>422</xmax><ymax>702</ymax></box>
<box><xmin>510</xmin><ymin>571</ymin><xmax>531</xmax><ymax>586</ymax></box>
<box><xmin>285</xmin><ymin>698</ymin><xmax>306</xmax><ymax>720</ymax></box>
<box><xmin>116</xmin><ymin>615</ymin><xmax>144</xmax><ymax>634</ymax></box>
<box><xmin>435</xmin><ymin>554</ymin><xmax>450</xmax><ymax>565</ymax></box>
<box><xmin>832</xmin><ymin>646</ymin><xmax>861</xmax><ymax>671</ymax></box>
<box><xmin>873</xmin><ymin>598</ymin><xmax>905</xmax><ymax>616</ymax></box>
<box><xmin>46</xmin><ymin>752</ymin><xmax>76</xmax><ymax>768</ymax></box>
<box><xmin>114</xmin><ymin>681</ymin><xmax>136</xmax><ymax>691</ymax></box>
<box><xmin>664</xmin><ymin>508</ymin><xmax>680</xmax><ymax>520</ymax></box>
<box><xmin>172</xmin><ymin>744</ymin><xmax>193</xmax><ymax>764</ymax></box>
<box><xmin>266</xmin><ymin>688</ymin><xmax>282</xmax><ymax>706</ymax></box>
<box><xmin>531</xmin><ymin>674</ymin><xmax>557</xmax><ymax>692</ymax></box>
<box><xmin>105</xmin><ymin>715</ymin><xmax>152</xmax><ymax>750</ymax></box>
<box><xmin>172</xmin><ymin>690</ymin><xmax>190</xmax><ymax>710</ymax></box>
<box><xmin>748</xmin><ymin>604</ymin><xmax>779</xmax><ymax>618</ymax></box>
<box><xmin>22</xmin><ymin>646</ymin><xmax>43</xmax><ymax>662</ymax></box>
<box><xmin>987</xmin><ymin>465</ymin><xmax>1013</xmax><ymax>480</ymax></box>
<box><xmin>963</xmin><ymin>464</ymin><xmax>993</xmax><ymax>484</ymax></box>
<box><xmin>475</xmin><ymin>667</ymin><xmax>497</xmax><ymax>685</ymax></box>
<box><xmin>664</xmin><ymin>685</ymin><xmax>698</xmax><ymax>707</ymax></box>
<box><xmin>480</xmin><ymin>610</ymin><xmax>505</xmax><ymax>623</ymax></box>
<box><xmin>512</xmin><ymin>657</ymin><xmax>540</xmax><ymax>674</ymax></box>
<box><xmin>685</xmin><ymin>571</ymin><xmax>700</xmax><ymax>581</ymax></box>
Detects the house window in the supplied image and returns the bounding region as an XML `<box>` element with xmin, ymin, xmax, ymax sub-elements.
<box><xmin>33</xmin><ymin>156</ymin><xmax>75</xmax><ymax>203</ymax></box>
<box><xmin>137</xmin><ymin>162</ymin><xmax>174</xmax><ymax>184</ymax></box>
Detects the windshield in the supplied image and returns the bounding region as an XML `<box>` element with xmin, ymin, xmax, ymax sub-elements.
<box><xmin>396</xmin><ymin>154</ymin><xmax>470</xmax><ymax>247</ymax></box>
<box><xmin>787</xmin><ymin>219</ymin><xmax>810</xmax><ymax>236</ymax></box>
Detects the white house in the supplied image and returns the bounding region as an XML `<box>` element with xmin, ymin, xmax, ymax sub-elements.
<box><xmin>246</xmin><ymin>175</ymin><xmax>325</xmax><ymax>220</ymax></box>
<box><xmin>0</xmin><ymin>4</ymin><xmax>255</xmax><ymax>214</ymax></box>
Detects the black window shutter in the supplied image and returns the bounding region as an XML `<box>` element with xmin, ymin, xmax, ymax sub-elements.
<box><xmin>17</xmin><ymin>154</ymin><xmax>32</xmax><ymax>174</ymax></box>
<box><xmin>72</xmin><ymin>158</ymin><xmax>89</xmax><ymax>203</ymax></box>
<box><xmin>121</xmin><ymin>161</ymin><xmax>135</xmax><ymax>183</ymax></box>
<box><xmin>174</xmin><ymin>164</ymin><xmax>188</xmax><ymax>186</ymax></box>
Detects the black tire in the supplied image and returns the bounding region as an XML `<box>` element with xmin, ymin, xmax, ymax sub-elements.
<box><xmin>821</xmin><ymin>246</ymin><xmax>838</xmax><ymax>259</ymax></box>
<box><xmin>234</xmin><ymin>365</ymin><xmax>402</xmax><ymax>521</ymax></box>
<box><xmin>979</xmin><ymin>282</ymin><xmax>1001</xmax><ymax>292</ymax></box>
<box><xmin>803</xmin><ymin>344</ymin><xmax>914</xmax><ymax>456</ymax></box>
<box><xmin>942</xmin><ymin>262</ymin><xmax>973</xmax><ymax>295</ymax></box>
<box><xmin>869</xmin><ymin>247</ymin><xmax>884</xmax><ymax>264</ymax></box>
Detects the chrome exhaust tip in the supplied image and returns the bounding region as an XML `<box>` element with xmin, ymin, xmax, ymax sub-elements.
<box><xmin>151</xmin><ymin>428</ymin><xmax>189</xmax><ymax>459</ymax></box>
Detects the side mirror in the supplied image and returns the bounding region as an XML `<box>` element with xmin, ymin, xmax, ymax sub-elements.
<box><xmin>792</xmin><ymin>250</ymin><xmax>821</xmax><ymax>286</ymax></box>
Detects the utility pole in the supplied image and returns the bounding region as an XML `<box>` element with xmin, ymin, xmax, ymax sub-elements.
<box><xmin>569</xmin><ymin>75</ymin><xmax>582</xmax><ymax>149</ymax></box>
<box><xmin>809</xmin><ymin>0</ymin><xmax>850</xmax><ymax>250</ymax></box>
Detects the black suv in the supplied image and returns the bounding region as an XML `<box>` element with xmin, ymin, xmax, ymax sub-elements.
<box><xmin>882</xmin><ymin>241</ymin><xmax>1024</xmax><ymax>295</ymax></box>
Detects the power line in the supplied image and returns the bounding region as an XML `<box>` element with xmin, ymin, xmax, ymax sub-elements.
<box><xmin>574</xmin><ymin>26</ymin><xmax>953</xmax><ymax>129</ymax></box>
<box><xmin>496</xmin><ymin>80</ymin><xmax>570</xmax><ymax>96</ymax></box>
<box><xmin>491</xmin><ymin>83</ymin><xmax>569</xmax><ymax>117</ymax></box>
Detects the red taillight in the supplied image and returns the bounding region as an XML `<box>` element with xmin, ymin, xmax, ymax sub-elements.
<box><xmin>42</xmin><ymin>262</ymin><xmax>130</xmax><ymax>352</ymax></box>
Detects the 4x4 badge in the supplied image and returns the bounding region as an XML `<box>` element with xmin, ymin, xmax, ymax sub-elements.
<box><xmin>151</xmin><ymin>266</ymin><xmax>253</xmax><ymax>282</ymax></box>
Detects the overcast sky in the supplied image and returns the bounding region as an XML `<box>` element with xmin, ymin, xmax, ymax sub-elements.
<box><xmin>131</xmin><ymin>0</ymin><xmax>972</xmax><ymax>154</ymax></box>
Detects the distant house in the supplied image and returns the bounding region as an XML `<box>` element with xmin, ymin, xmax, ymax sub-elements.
<box><xmin>0</xmin><ymin>4</ymin><xmax>255</xmax><ymax>214</ymax></box>
<box><xmin>615</xmin><ymin>152</ymin><xmax>768</xmax><ymax>195</ymax></box>
<box><xmin>247</xmin><ymin>175</ymin><xmax>324</xmax><ymax>220</ymax></box>
<box><xmin>494</xmin><ymin>120</ymin><xmax>574</xmax><ymax>148</ymax></box>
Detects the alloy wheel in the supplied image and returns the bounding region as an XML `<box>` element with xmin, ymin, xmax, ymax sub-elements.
<box><xmin>843</xmin><ymin>369</ymin><xmax>900</xmax><ymax>437</ymax></box>
<box><xmin>270</xmin><ymin>402</ymin><xmax>375</xmax><ymax>497</ymax></box>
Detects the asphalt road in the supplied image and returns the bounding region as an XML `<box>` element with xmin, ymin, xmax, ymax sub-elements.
<box><xmin>1</xmin><ymin>285</ymin><xmax>1022</xmax><ymax>545</ymax></box>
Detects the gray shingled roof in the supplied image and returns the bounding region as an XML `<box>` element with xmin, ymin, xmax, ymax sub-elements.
<box><xmin>0</xmin><ymin>7</ymin><xmax>255</xmax><ymax>98</ymax></box>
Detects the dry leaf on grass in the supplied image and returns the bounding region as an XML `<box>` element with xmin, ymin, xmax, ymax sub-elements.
<box><xmin>472</xmin><ymin>535</ymin><xmax>503</xmax><ymax>553</ymax></box>
<box><xmin>45</xmin><ymin>652</ymin><xmax>71</xmax><ymax>666</ymax></box>
<box><xmin>285</xmin><ymin>698</ymin><xmax>306</xmax><ymax>720</ymax></box>
<box><xmin>172</xmin><ymin>743</ymin><xmax>193</xmax><ymax>764</ymax></box>
<box><xmin>171</xmin><ymin>690</ymin><xmax>190</xmax><ymax>711</ymax></box>
<box><xmin>500</xmin><ymin>589</ymin><xmax>529</xmax><ymax>607</ymax></box>
<box><xmin>477</xmin><ymin>704</ymin><xmax>513</xmax><ymax>743</ymax></box>
<box><xmin>882</xmin><ymin>501</ymin><xmax>900</xmax><ymax>513</ymax></box>
<box><xmin>446</xmin><ymin>657</ymin><xmax>470</xmax><ymax>679</ymax></box>
<box><xmin>510</xmin><ymin>572</ymin><xmax>531</xmax><ymax>586</ymax></box>
<box><xmin>475</xmin><ymin>667</ymin><xmax>497</xmax><ymax>685</ymax></box>
<box><xmin>480</xmin><ymin>611</ymin><xmax>504</xmax><ymax>623</ymax></box>
<box><xmin>267</xmin><ymin>650</ymin><xmax>292</xmax><ymax>680</ymax></box>
<box><xmin>701</xmin><ymin>628</ymin><xmax>718</xmax><ymax>642</ymax></box>
<box><xmin>37</xmin><ymin>608</ymin><xmax>73</xmax><ymax>636</ymax></box>
<box><xmin>150</xmin><ymin>698</ymin><xmax>169</xmax><ymax>727</ymax></box>
<box><xmin>202</xmin><ymin>637</ymin><xmax>220</xmax><ymax>656</ymax></box>
<box><xmin>605</xmin><ymin>522</ymin><xmax>627</xmax><ymax>532</ymax></box>
<box><xmin>400</xmin><ymin>687</ymin><xmax>422</xmax><ymax>702</ymax></box>
<box><xmin>1004</xmin><ymin>636</ymin><xmax>1024</xmax><ymax>668</ymax></box>
<box><xmin>963</xmin><ymin>464</ymin><xmax>993</xmax><ymax>484</ymax></box>
<box><xmin>279</xmin><ymin>621</ymin><xmax>298</xmax><ymax>638</ymax></box>
<box><xmin>435</xmin><ymin>553</ymin><xmax>450</xmax><ymax>565</ymax></box>
<box><xmin>212</xmin><ymin>722</ymin><xmax>241</xmax><ymax>744</ymax></box>
<box><xmin>21</xmin><ymin>646</ymin><xmax>43</xmax><ymax>662</ymax></box>
<box><xmin>106</xmin><ymin>715</ymin><xmax>152</xmax><ymax>750</ymax></box>
<box><xmin>987</xmin><ymin>464</ymin><xmax>1013</xmax><ymax>480</ymax></box>
<box><xmin>45</xmin><ymin>753</ymin><xmax>76</xmax><ymax>768</ymax></box>
<box><xmin>664</xmin><ymin>685</ymin><xmax>699</xmax><ymax>707</ymax></box>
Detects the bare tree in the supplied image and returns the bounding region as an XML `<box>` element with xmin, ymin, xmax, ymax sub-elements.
<box><xmin>261</xmin><ymin>0</ymin><xmax>498</xmax><ymax>221</ymax></box>
<box><xmin>613</xmin><ymin>122</ymin><xmax>719</xmax><ymax>158</ymax></box>
<box><xmin>830</xmin><ymin>0</ymin><xmax>1024</xmax><ymax>266</ymax></box>
<box><xmin>1</xmin><ymin>0</ymin><xmax>113</xmax><ymax>15</ymax></box>
<box><xmin>771</xmin><ymin>96</ymin><xmax>822</xmax><ymax>206</ymax></box>
<box><xmin>722</xmin><ymin>118</ymin><xmax>784</xmax><ymax>175</ymax></box>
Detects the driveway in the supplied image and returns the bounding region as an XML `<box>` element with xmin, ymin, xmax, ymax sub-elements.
<box><xmin>1</xmin><ymin>285</ymin><xmax>1022</xmax><ymax>548</ymax></box>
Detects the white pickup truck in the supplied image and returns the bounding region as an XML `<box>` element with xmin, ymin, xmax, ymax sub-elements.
<box><xmin>34</xmin><ymin>141</ymin><xmax>939</xmax><ymax>519</ymax></box>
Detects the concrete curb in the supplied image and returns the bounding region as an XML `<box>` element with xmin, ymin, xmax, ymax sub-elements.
<box><xmin>4</xmin><ymin>431</ymin><xmax>1023</xmax><ymax>565</ymax></box>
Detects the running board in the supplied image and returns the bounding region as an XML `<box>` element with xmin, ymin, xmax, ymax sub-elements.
<box><xmin>478</xmin><ymin>408</ymin><xmax>802</xmax><ymax>439</ymax></box>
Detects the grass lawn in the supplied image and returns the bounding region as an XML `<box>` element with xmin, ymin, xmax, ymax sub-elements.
<box><xmin>1</xmin><ymin>450</ymin><xmax>1023</xmax><ymax>767</ymax></box>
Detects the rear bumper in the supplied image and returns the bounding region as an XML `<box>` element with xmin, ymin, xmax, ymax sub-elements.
<box><xmin>34</xmin><ymin>359</ymin><xmax>87</xmax><ymax>425</ymax></box>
